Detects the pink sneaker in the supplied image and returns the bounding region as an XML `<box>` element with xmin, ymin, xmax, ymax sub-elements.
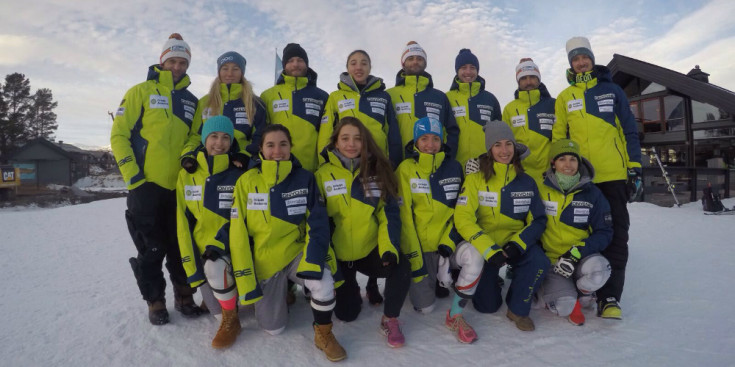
<box><xmin>379</xmin><ymin>316</ymin><xmax>405</xmax><ymax>348</ymax></box>
<box><xmin>445</xmin><ymin>310</ymin><xmax>478</xmax><ymax>344</ymax></box>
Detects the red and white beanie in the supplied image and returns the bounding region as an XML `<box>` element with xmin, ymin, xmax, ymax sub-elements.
<box><xmin>515</xmin><ymin>58</ymin><xmax>540</xmax><ymax>82</ymax></box>
<box><xmin>160</xmin><ymin>33</ymin><xmax>191</xmax><ymax>65</ymax></box>
<box><xmin>401</xmin><ymin>41</ymin><xmax>427</xmax><ymax>65</ymax></box>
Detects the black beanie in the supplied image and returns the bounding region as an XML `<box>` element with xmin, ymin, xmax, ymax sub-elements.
<box><xmin>282</xmin><ymin>43</ymin><xmax>308</xmax><ymax>68</ymax></box>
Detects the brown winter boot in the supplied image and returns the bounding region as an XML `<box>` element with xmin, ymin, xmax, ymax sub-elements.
<box><xmin>314</xmin><ymin>323</ymin><xmax>347</xmax><ymax>362</ymax></box>
<box><xmin>507</xmin><ymin>309</ymin><xmax>535</xmax><ymax>331</ymax></box>
<box><xmin>211</xmin><ymin>308</ymin><xmax>241</xmax><ymax>349</ymax></box>
<box><xmin>147</xmin><ymin>300</ymin><xmax>169</xmax><ymax>325</ymax></box>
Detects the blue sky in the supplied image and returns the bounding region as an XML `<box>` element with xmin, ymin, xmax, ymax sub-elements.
<box><xmin>1</xmin><ymin>0</ymin><xmax>733</xmax><ymax>147</ymax></box>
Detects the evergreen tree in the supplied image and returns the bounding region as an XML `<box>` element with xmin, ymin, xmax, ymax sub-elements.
<box><xmin>0</xmin><ymin>73</ymin><xmax>31</xmax><ymax>157</ymax></box>
<box><xmin>28</xmin><ymin>88</ymin><xmax>58</xmax><ymax>141</ymax></box>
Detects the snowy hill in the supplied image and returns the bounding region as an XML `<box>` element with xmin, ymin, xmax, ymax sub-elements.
<box><xmin>1</xmin><ymin>198</ymin><xmax>733</xmax><ymax>366</ymax></box>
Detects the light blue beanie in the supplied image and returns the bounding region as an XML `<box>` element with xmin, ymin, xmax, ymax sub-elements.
<box><xmin>201</xmin><ymin>115</ymin><xmax>234</xmax><ymax>145</ymax></box>
<box><xmin>413</xmin><ymin>116</ymin><xmax>443</xmax><ymax>142</ymax></box>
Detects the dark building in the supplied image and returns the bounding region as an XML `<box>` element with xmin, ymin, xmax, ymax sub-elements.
<box><xmin>607</xmin><ymin>54</ymin><xmax>735</xmax><ymax>201</ymax></box>
<box><xmin>8</xmin><ymin>138</ymin><xmax>94</xmax><ymax>186</ymax></box>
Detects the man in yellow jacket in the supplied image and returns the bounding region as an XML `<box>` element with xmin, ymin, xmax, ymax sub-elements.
<box><xmin>502</xmin><ymin>58</ymin><xmax>556</xmax><ymax>182</ymax></box>
<box><xmin>554</xmin><ymin>37</ymin><xmax>642</xmax><ymax>320</ymax></box>
<box><xmin>261</xmin><ymin>43</ymin><xmax>329</xmax><ymax>172</ymax></box>
<box><xmin>111</xmin><ymin>33</ymin><xmax>203</xmax><ymax>325</ymax></box>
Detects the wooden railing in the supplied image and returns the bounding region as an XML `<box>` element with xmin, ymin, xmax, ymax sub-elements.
<box><xmin>640</xmin><ymin>166</ymin><xmax>730</xmax><ymax>202</ymax></box>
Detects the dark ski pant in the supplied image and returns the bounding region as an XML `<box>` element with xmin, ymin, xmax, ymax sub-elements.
<box><xmin>125</xmin><ymin>182</ymin><xmax>192</xmax><ymax>303</ymax></box>
<box><xmin>334</xmin><ymin>247</ymin><xmax>411</xmax><ymax>321</ymax></box>
<box><xmin>595</xmin><ymin>180</ymin><xmax>630</xmax><ymax>302</ymax></box>
<box><xmin>472</xmin><ymin>244</ymin><xmax>549</xmax><ymax>317</ymax></box>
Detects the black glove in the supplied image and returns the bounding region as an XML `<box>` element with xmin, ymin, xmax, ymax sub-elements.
<box><xmin>437</xmin><ymin>244</ymin><xmax>453</xmax><ymax>258</ymax></box>
<box><xmin>502</xmin><ymin>242</ymin><xmax>523</xmax><ymax>263</ymax></box>
<box><xmin>381</xmin><ymin>252</ymin><xmax>397</xmax><ymax>268</ymax></box>
<box><xmin>553</xmin><ymin>247</ymin><xmax>581</xmax><ymax>278</ymax></box>
<box><xmin>627</xmin><ymin>169</ymin><xmax>643</xmax><ymax>203</ymax></box>
<box><xmin>181</xmin><ymin>157</ymin><xmax>197</xmax><ymax>173</ymax></box>
<box><xmin>231</xmin><ymin>152</ymin><xmax>250</xmax><ymax>168</ymax></box>
<box><xmin>487</xmin><ymin>251</ymin><xmax>506</xmax><ymax>268</ymax></box>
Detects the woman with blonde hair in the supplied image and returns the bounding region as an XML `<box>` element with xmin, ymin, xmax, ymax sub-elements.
<box><xmin>181</xmin><ymin>51</ymin><xmax>266</xmax><ymax>172</ymax></box>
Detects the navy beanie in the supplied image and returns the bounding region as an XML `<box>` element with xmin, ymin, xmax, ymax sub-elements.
<box><xmin>217</xmin><ymin>51</ymin><xmax>246</xmax><ymax>75</ymax></box>
<box><xmin>282</xmin><ymin>43</ymin><xmax>308</xmax><ymax>68</ymax></box>
<box><xmin>455</xmin><ymin>49</ymin><xmax>479</xmax><ymax>73</ymax></box>
<box><xmin>201</xmin><ymin>115</ymin><xmax>234</xmax><ymax>146</ymax></box>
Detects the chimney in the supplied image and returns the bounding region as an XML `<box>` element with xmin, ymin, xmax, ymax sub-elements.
<box><xmin>687</xmin><ymin>65</ymin><xmax>709</xmax><ymax>83</ymax></box>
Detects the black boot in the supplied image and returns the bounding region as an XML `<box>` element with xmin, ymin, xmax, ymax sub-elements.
<box><xmin>148</xmin><ymin>300</ymin><xmax>169</xmax><ymax>325</ymax></box>
<box><xmin>435</xmin><ymin>279</ymin><xmax>450</xmax><ymax>298</ymax></box>
<box><xmin>365</xmin><ymin>277</ymin><xmax>383</xmax><ymax>305</ymax></box>
<box><xmin>175</xmin><ymin>294</ymin><xmax>205</xmax><ymax>318</ymax></box>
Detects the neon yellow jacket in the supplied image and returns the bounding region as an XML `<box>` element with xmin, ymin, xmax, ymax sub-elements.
<box><xmin>260</xmin><ymin>69</ymin><xmax>328</xmax><ymax>172</ymax></box>
<box><xmin>502</xmin><ymin>83</ymin><xmax>556</xmax><ymax>182</ymax></box>
<box><xmin>318</xmin><ymin>73</ymin><xmax>403</xmax><ymax>167</ymax></box>
<box><xmin>446</xmin><ymin>76</ymin><xmax>501</xmax><ymax>167</ymax></box>
<box><xmin>111</xmin><ymin>65</ymin><xmax>200</xmax><ymax>190</ymax></box>
<box><xmin>553</xmin><ymin>66</ymin><xmax>642</xmax><ymax>183</ymax></box>
<box><xmin>175</xmin><ymin>151</ymin><xmax>261</xmax><ymax>303</ymax></box>
<box><xmin>314</xmin><ymin>150</ymin><xmax>412</xmax><ymax>271</ymax></box>
<box><xmin>229</xmin><ymin>155</ymin><xmax>338</xmax><ymax>305</ymax></box>
<box><xmin>396</xmin><ymin>146</ymin><xmax>464</xmax><ymax>258</ymax></box>
<box><xmin>454</xmin><ymin>160</ymin><xmax>547</xmax><ymax>260</ymax></box>
<box><xmin>538</xmin><ymin>158</ymin><xmax>613</xmax><ymax>263</ymax></box>
<box><xmin>188</xmin><ymin>83</ymin><xmax>267</xmax><ymax>160</ymax></box>
<box><xmin>387</xmin><ymin>71</ymin><xmax>459</xmax><ymax>159</ymax></box>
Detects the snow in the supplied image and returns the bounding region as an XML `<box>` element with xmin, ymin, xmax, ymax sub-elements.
<box><xmin>1</xmin><ymin>198</ymin><xmax>734</xmax><ymax>366</ymax></box>
<box><xmin>73</xmin><ymin>173</ymin><xmax>126</xmax><ymax>192</ymax></box>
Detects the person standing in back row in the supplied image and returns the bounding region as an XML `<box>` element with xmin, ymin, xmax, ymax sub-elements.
<box><xmin>111</xmin><ymin>33</ymin><xmax>204</xmax><ymax>325</ymax></box>
<box><xmin>553</xmin><ymin>36</ymin><xmax>642</xmax><ymax>320</ymax></box>
<box><xmin>387</xmin><ymin>41</ymin><xmax>459</xmax><ymax>160</ymax></box>
<box><xmin>446</xmin><ymin>49</ymin><xmax>501</xmax><ymax>169</ymax></box>
<box><xmin>261</xmin><ymin>43</ymin><xmax>329</xmax><ymax>172</ymax></box>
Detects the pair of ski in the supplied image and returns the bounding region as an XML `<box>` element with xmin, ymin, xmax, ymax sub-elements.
<box><xmin>704</xmin><ymin>208</ymin><xmax>735</xmax><ymax>216</ymax></box>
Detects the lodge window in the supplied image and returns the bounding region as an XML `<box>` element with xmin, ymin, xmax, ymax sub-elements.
<box><xmin>630</xmin><ymin>94</ymin><xmax>685</xmax><ymax>133</ymax></box>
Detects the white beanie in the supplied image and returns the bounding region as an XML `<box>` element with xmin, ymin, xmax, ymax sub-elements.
<box><xmin>515</xmin><ymin>58</ymin><xmax>540</xmax><ymax>82</ymax></box>
<box><xmin>565</xmin><ymin>36</ymin><xmax>594</xmax><ymax>66</ymax></box>
<box><xmin>160</xmin><ymin>33</ymin><xmax>191</xmax><ymax>65</ymax></box>
<box><xmin>401</xmin><ymin>41</ymin><xmax>427</xmax><ymax>65</ymax></box>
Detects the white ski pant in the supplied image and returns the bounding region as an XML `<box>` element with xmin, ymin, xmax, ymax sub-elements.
<box><xmin>409</xmin><ymin>241</ymin><xmax>484</xmax><ymax>313</ymax></box>
<box><xmin>539</xmin><ymin>254</ymin><xmax>611</xmax><ymax>317</ymax></box>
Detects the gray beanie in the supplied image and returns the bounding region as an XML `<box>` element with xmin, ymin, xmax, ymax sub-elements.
<box><xmin>484</xmin><ymin>120</ymin><xmax>529</xmax><ymax>160</ymax></box>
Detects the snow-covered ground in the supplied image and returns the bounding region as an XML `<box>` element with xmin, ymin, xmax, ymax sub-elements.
<box><xmin>73</xmin><ymin>172</ymin><xmax>126</xmax><ymax>192</ymax></box>
<box><xmin>1</xmin><ymin>198</ymin><xmax>733</xmax><ymax>366</ymax></box>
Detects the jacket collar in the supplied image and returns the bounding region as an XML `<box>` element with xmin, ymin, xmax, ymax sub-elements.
<box><xmin>513</xmin><ymin>82</ymin><xmax>551</xmax><ymax>103</ymax></box>
<box><xmin>449</xmin><ymin>75</ymin><xmax>486</xmax><ymax>95</ymax></box>
<box><xmin>394</xmin><ymin>70</ymin><xmax>433</xmax><ymax>91</ymax></box>
<box><xmin>338</xmin><ymin>72</ymin><xmax>383</xmax><ymax>93</ymax></box>
<box><xmin>196</xmin><ymin>150</ymin><xmax>232</xmax><ymax>176</ymax></box>
<box><xmin>219</xmin><ymin>83</ymin><xmax>243</xmax><ymax>101</ymax></box>
<box><xmin>276</xmin><ymin>68</ymin><xmax>319</xmax><ymax>90</ymax></box>
<box><xmin>543</xmin><ymin>156</ymin><xmax>596</xmax><ymax>193</ymax></box>
<box><xmin>147</xmin><ymin>64</ymin><xmax>191</xmax><ymax>90</ymax></box>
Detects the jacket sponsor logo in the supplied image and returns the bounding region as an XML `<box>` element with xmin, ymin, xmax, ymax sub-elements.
<box><xmin>182</xmin><ymin>255</ymin><xmax>191</xmax><ymax>263</ymax></box>
<box><xmin>118</xmin><ymin>156</ymin><xmax>133</xmax><ymax>166</ymax></box>
<box><xmin>236</xmin><ymin>117</ymin><xmax>249</xmax><ymax>125</ymax></box>
<box><xmin>219</xmin><ymin>200</ymin><xmax>233</xmax><ymax>209</ymax></box>
<box><xmin>457</xmin><ymin>195</ymin><xmax>468</xmax><ymax>205</ymax></box>
<box><xmin>410</xmin><ymin>178</ymin><xmax>430</xmax><ymax>194</ymax></box>
<box><xmin>604</xmin><ymin>212</ymin><xmax>613</xmax><ymax>225</ymax></box>
<box><xmin>571</xmin><ymin>200</ymin><xmax>593</xmax><ymax>208</ymax></box>
<box><xmin>439</xmin><ymin>177</ymin><xmax>461</xmax><ymax>185</ymax></box>
<box><xmin>567</xmin><ymin>99</ymin><xmax>584</xmax><ymax>112</ymax></box>
<box><xmin>281</xmin><ymin>188</ymin><xmax>308</xmax><ymax>198</ymax></box>
<box><xmin>511</xmin><ymin>191</ymin><xmax>534</xmax><ymax>198</ymax></box>
<box><xmin>573</xmin><ymin>207</ymin><xmax>590</xmax><ymax>215</ymax></box>
<box><xmin>272</xmin><ymin>99</ymin><xmax>289</xmax><ymax>112</ymax></box>
<box><xmin>364</xmin><ymin>181</ymin><xmax>381</xmax><ymax>198</ymax></box>
<box><xmin>511</xmin><ymin>115</ymin><xmax>526</xmax><ymax>127</ymax></box>
<box><xmin>478</xmin><ymin>191</ymin><xmax>498</xmax><ymax>207</ymax></box>
<box><xmin>594</xmin><ymin>93</ymin><xmax>615</xmax><ymax>101</ymax></box>
<box><xmin>452</xmin><ymin>106</ymin><xmax>466</xmax><ymax>117</ymax></box>
<box><xmin>230</xmin><ymin>207</ymin><xmax>238</xmax><ymax>219</ymax></box>
<box><xmin>445</xmin><ymin>192</ymin><xmax>458</xmax><ymax>200</ymax></box>
<box><xmin>395</xmin><ymin>102</ymin><xmax>411</xmax><ymax>115</ymax></box>
<box><xmin>539</xmin><ymin>114</ymin><xmax>555</xmax><ymax>130</ymax></box>
<box><xmin>303</xmin><ymin>98</ymin><xmax>323</xmax><ymax>117</ymax></box>
<box><xmin>513</xmin><ymin>198</ymin><xmax>531</xmax><ymax>206</ymax></box>
<box><xmin>149</xmin><ymin>95</ymin><xmax>169</xmax><ymax>109</ymax></box>
<box><xmin>285</xmin><ymin>197</ymin><xmax>307</xmax><ymax>206</ymax></box>
<box><xmin>218</xmin><ymin>185</ymin><xmax>234</xmax><ymax>192</ymax></box>
<box><xmin>443</xmin><ymin>184</ymin><xmax>460</xmax><ymax>192</ymax></box>
<box><xmin>324</xmin><ymin>179</ymin><xmax>347</xmax><ymax>197</ymax></box>
<box><xmin>247</xmin><ymin>193</ymin><xmax>268</xmax><ymax>210</ymax></box>
<box><xmin>184</xmin><ymin>185</ymin><xmax>202</xmax><ymax>201</ymax></box>
<box><xmin>116</xmin><ymin>107</ymin><xmax>125</xmax><ymax>116</ymax></box>
<box><xmin>514</xmin><ymin>205</ymin><xmax>529</xmax><ymax>213</ymax></box>
<box><xmin>543</xmin><ymin>200</ymin><xmax>558</xmax><ymax>216</ymax></box>
<box><xmin>573</xmin><ymin>215</ymin><xmax>589</xmax><ymax>223</ymax></box>
<box><xmin>219</xmin><ymin>193</ymin><xmax>233</xmax><ymax>200</ymax></box>
<box><xmin>337</xmin><ymin>99</ymin><xmax>356</xmax><ymax>113</ymax></box>
<box><xmin>477</xmin><ymin>105</ymin><xmax>494</xmax><ymax>121</ymax></box>
<box><xmin>233</xmin><ymin>268</ymin><xmax>253</xmax><ymax>277</ymax></box>
<box><xmin>369</xmin><ymin>100</ymin><xmax>386</xmax><ymax>116</ymax></box>
<box><xmin>287</xmin><ymin>206</ymin><xmax>307</xmax><ymax>215</ymax></box>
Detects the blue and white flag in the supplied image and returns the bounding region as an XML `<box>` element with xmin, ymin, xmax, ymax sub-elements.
<box><xmin>275</xmin><ymin>49</ymin><xmax>283</xmax><ymax>84</ymax></box>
